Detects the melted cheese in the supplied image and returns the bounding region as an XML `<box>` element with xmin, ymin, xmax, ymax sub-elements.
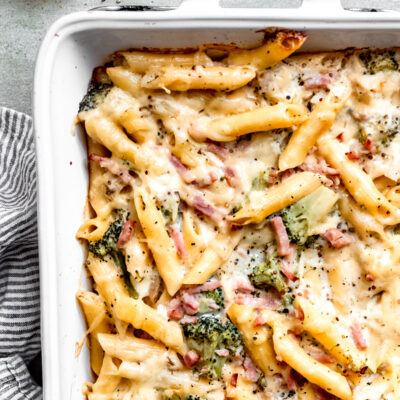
<box><xmin>78</xmin><ymin>43</ymin><xmax>400</xmax><ymax>400</ymax></box>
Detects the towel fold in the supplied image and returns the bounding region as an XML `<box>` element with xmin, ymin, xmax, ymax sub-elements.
<box><xmin>0</xmin><ymin>108</ymin><xmax>42</xmax><ymax>399</ymax></box>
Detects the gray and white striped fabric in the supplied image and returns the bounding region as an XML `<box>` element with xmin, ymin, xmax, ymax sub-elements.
<box><xmin>0</xmin><ymin>108</ymin><xmax>42</xmax><ymax>399</ymax></box>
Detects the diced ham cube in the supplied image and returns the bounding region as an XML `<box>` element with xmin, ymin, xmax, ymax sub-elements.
<box><xmin>254</xmin><ymin>313</ymin><xmax>266</xmax><ymax>327</ymax></box>
<box><xmin>116</xmin><ymin>220</ymin><xmax>135</xmax><ymax>248</ymax></box>
<box><xmin>170</xmin><ymin>154</ymin><xmax>196</xmax><ymax>183</ymax></box>
<box><xmin>184</xmin><ymin>350</ymin><xmax>201</xmax><ymax>368</ymax></box>
<box><xmin>181</xmin><ymin>292</ymin><xmax>200</xmax><ymax>315</ymax></box>
<box><xmin>345</xmin><ymin>151</ymin><xmax>360</xmax><ymax>161</ymax></box>
<box><xmin>243</xmin><ymin>357</ymin><xmax>260</xmax><ymax>382</ymax></box>
<box><xmin>89</xmin><ymin>153</ymin><xmax>132</xmax><ymax>184</ymax></box>
<box><xmin>323</xmin><ymin>228</ymin><xmax>352</xmax><ymax>248</ymax></box>
<box><xmin>351</xmin><ymin>323</ymin><xmax>367</xmax><ymax>350</ymax></box>
<box><xmin>270</xmin><ymin>217</ymin><xmax>291</xmax><ymax>257</ymax></box>
<box><xmin>304</xmin><ymin>73</ymin><xmax>335</xmax><ymax>90</ymax></box>
<box><xmin>169</xmin><ymin>225</ymin><xmax>187</xmax><ymax>259</ymax></box>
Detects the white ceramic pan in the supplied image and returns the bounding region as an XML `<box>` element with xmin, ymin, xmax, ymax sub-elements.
<box><xmin>33</xmin><ymin>1</ymin><xmax>400</xmax><ymax>398</ymax></box>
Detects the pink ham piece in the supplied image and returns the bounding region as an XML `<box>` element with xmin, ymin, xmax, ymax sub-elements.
<box><xmin>308</xmin><ymin>348</ymin><xmax>335</xmax><ymax>363</ymax></box>
<box><xmin>345</xmin><ymin>151</ymin><xmax>360</xmax><ymax>161</ymax></box>
<box><xmin>170</xmin><ymin>155</ymin><xmax>196</xmax><ymax>183</ymax></box>
<box><xmin>169</xmin><ymin>225</ymin><xmax>187</xmax><ymax>259</ymax></box>
<box><xmin>168</xmin><ymin>308</ymin><xmax>183</xmax><ymax>321</ymax></box>
<box><xmin>180</xmin><ymin>315</ymin><xmax>198</xmax><ymax>324</ymax></box>
<box><xmin>304</xmin><ymin>72</ymin><xmax>336</xmax><ymax>90</ymax></box>
<box><xmin>280</xmin><ymin>244</ymin><xmax>297</xmax><ymax>282</ymax></box>
<box><xmin>182</xmin><ymin>281</ymin><xmax>222</xmax><ymax>295</ymax></box>
<box><xmin>364</xmin><ymin>139</ymin><xmax>377</xmax><ymax>154</ymax></box>
<box><xmin>299</xmin><ymin>161</ymin><xmax>339</xmax><ymax>177</ymax></box>
<box><xmin>224</xmin><ymin>166</ymin><xmax>241</xmax><ymax>188</ymax></box>
<box><xmin>181</xmin><ymin>292</ymin><xmax>200</xmax><ymax>315</ymax></box>
<box><xmin>230</xmin><ymin>373</ymin><xmax>238</xmax><ymax>387</ymax></box>
<box><xmin>323</xmin><ymin>228</ymin><xmax>352</xmax><ymax>248</ymax></box>
<box><xmin>206</xmin><ymin>298</ymin><xmax>219</xmax><ymax>310</ymax></box>
<box><xmin>116</xmin><ymin>220</ymin><xmax>135</xmax><ymax>248</ymax></box>
<box><xmin>166</xmin><ymin>298</ymin><xmax>183</xmax><ymax>320</ymax></box>
<box><xmin>270</xmin><ymin>217</ymin><xmax>291</xmax><ymax>257</ymax></box>
<box><xmin>243</xmin><ymin>357</ymin><xmax>259</xmax><ymax>382</ymax></box>
<box><xmin>206</xmin><ymin>141</ymin><xmax>229</xmax><ymax>159</ymax></box>
<box><xmin>351</xmin><ymin>323</ymin><xmax>367</xmax><ymax>350</ymax></box>
<box><xmin>187</xmin><ymin>193</ymin><xmax>228</xmax><ymax>223</ymax></box>
<box><xmin>89</xmin><ymin>154</ymin><xmax>132</xmax><ymax>184</ymax></box>
<box><xmin>285</xmin><ymin>369</ymin><xmax>297</xmax><ymax>391</ymax></box>
<box><xmin>233</xmin><ymin>276</ymin><xmax>255</xmax><ymax>293</ymax></box>
<box><xmin>298</xmin><ymin>159</ymin><xmax>340</xmax><ymax>186</ymax></box>
<box><xmin>235</xmin><ymin>292</ymin><xmax>280</xmax><ymax>309</ymax></box>
<box><xmin>254</xmin><ymin>313</ymin><xmax>266</xmax><ymax>327</ymax></box>
<box><xmin>184</xmin><ymin>350</ymin><xmax>201</xmax><ymax>368</ymax></box>
<box><xmin>215</xmin><ymin>349</ymin><xmax>230</xmax><ymax>357</ymax></box>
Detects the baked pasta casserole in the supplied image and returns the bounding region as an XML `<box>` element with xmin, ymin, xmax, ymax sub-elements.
<box><xmin>76</xmin><ymin>29</ymin><xmax>400</xmax><ymax>400</ymax></box>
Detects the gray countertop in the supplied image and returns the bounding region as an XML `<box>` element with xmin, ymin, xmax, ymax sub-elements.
<box><xmin>2</xmin><ymin>0</ymin><xmax>400</xmax><ymax>116</ymax></box>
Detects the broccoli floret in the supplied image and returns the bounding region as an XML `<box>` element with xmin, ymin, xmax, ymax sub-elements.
<box><xmin>249</xmin><ymin>252</ymin><xmax>287</xmax><ymax>293</ymax></box>
<box><xmin>280</xmin><ymin>186</ymin><xmax>338</xmax><ymax>246</ymax></box>
<box><xmin>381</xmin><ymin>116</ymin><xmax>400</xmax><ymax>146</ymax></box>
<box><xmin>198</xmin><ymin>287</ymin><xmax>225</xmax><ymax>314</ymax></box>
<box><xmin>89</xmin><ymin>214</ymin><xmax>138</xmax><ymax>299</ymax></box>
<box><xmin>359</xmin><ymin>50</ymin><xmax>399</xmax><ymax>75</ymax></box>
<box><xmin>79</xmin><ymin>83</ymin><xmax>113</xmax><ymax>112</ymax></box>
<box><xmin>251</xmin><ymin>171</ymin><xmax>268</xmax><ymax>190</ymax></box>
<box><xmin>89</xmin><ymin>219</ymin><xmax>124</xmax><ymax>258</ymax></box>
<box><xmin>182</xmin><ymin>314</ymin><xmax>243</xmax><ymax>380</ymax></box>
<box><xmin>279</xmin><ymin>293</ymin><xmax>295</xmax><ymax>314</ymax></box>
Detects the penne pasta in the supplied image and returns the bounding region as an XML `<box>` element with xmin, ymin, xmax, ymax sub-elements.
<box><xmin>76</xmin><ymin>290</ymin><xmax>111</xmax><ymax>376</ymax></box>
<box><xmin>141</xmin><ymin>65</ymin><xmax>256</xmax><ymax>92</ymax></box>
<box><xmin>318</xmin><ymin>137</ymin><xmax>400</xmax><ymax>225</ymax></box>
<box><xmin>189</xmin><ymin>103</ymin><xmax>309</xmax><ymax>142</ymax></box>
<box><xmin>279</xmin><ymin>87</ymin><xmax>350</xmax><ymax>170</ymax></box>
<box><xmin>230</xmin><ymin>172</ymin><xmax>322</xmax><ymax>225</ymax></box>
<box><xmin>271</xmin><ymin>323</ymin><xmax>352</xmax><ymax>400</ymax></box>
<box><xmin>134</xmin><ymin>186</ymin><xmax>184</xmax><ymax>296</ymax></box>
<box><xmin>296</xmin><ymin>296</ymin><xmax>370</xmax><ymax>372</ymax></box>
<box><xmin>225</xmin><ymin>31</ymin><xmax>307</xmax><ymax>70</ymax></box>
<box><xmin>122</xmin><ymin>50</ymin><xmax>213</xmax><ymax>73</ymax></box>
<box><xmin>228</xmin><ymin>304</ymin><xmax>280</xmax><ymax>376</ymax></box>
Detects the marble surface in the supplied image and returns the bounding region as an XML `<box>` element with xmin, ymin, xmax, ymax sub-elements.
<box><xmin>2</xmin><ymin>0</ymin><xmax>400</xmax><ymax>115</ymax></box>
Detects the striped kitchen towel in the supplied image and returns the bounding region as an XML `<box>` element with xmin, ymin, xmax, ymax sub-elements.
<box><xmin>0</xmin><ymin>108</ymin><xmax>42</xmax><ymax>399</ymax></box>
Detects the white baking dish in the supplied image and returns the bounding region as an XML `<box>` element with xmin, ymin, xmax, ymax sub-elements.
<box><xmin>33</xmin><ymin>1</ymin><xmax>400</xmax><ymax>398</ymax></box>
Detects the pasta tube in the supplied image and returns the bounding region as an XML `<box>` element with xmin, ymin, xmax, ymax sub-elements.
<box><xmin>279</xmin><ymin>88</ymin><xmax>350</xmax><ymax>170</ymax></box>
<box><xmin>189</xmin><ymin>103</ymin><xmax>309</xmax><ymax>142</ymax></box>
<box><xmin>231</xmin><ymin>172</ymin><xmax>322</xmax><ymax>225</ymax></box>
<box><xmin>271</xmin><ymin>324</ymin><xmax>352</xmax><ymax>400</ymax></box>
<box><xmin>87</xmin><ymin>253</ymin><xmax>185</xmax><ymax>354</ymax></box>
<box><xmin>296</xmin><ymin>296</ymin><xmax>370</xmax><ymax>372</ymax></box>
<box><xmin>122</xmin><ymin>50</ymin><xmax>213</xmax><ymax>73</ymax></box>
<box><xmin>225</xmin><ymin>31</ymin><xmax>307</xmax><ymax>70</ymax></box>
<box><xmin>228</xmin><ymin>304</ymin><xmax>280</xmax><ymax>376</ymax></box>
<box><xmin>141</xmin><ymin>65</ymin><xmax>256</xmax><ymax>92</ymax></box>
<box><xmin>318</xmin><ymin>137</ymin><xmax>400</xmax><ymax>225</ymax></box>
<box><xmin>76</xmin><ymin>290</ymin><xmax>111</xmax><ymax>376</ymax></box>
<box><xmin>134</xmin><ymin>186</ymin><xmax>184</xmax><ymax>295</ymax></box>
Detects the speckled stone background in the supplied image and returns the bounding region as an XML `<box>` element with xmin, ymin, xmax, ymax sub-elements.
<box><xmin>1</xmin><ymin>0</ymin><xmax>400</xmax><ymax>387</ymax></box>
